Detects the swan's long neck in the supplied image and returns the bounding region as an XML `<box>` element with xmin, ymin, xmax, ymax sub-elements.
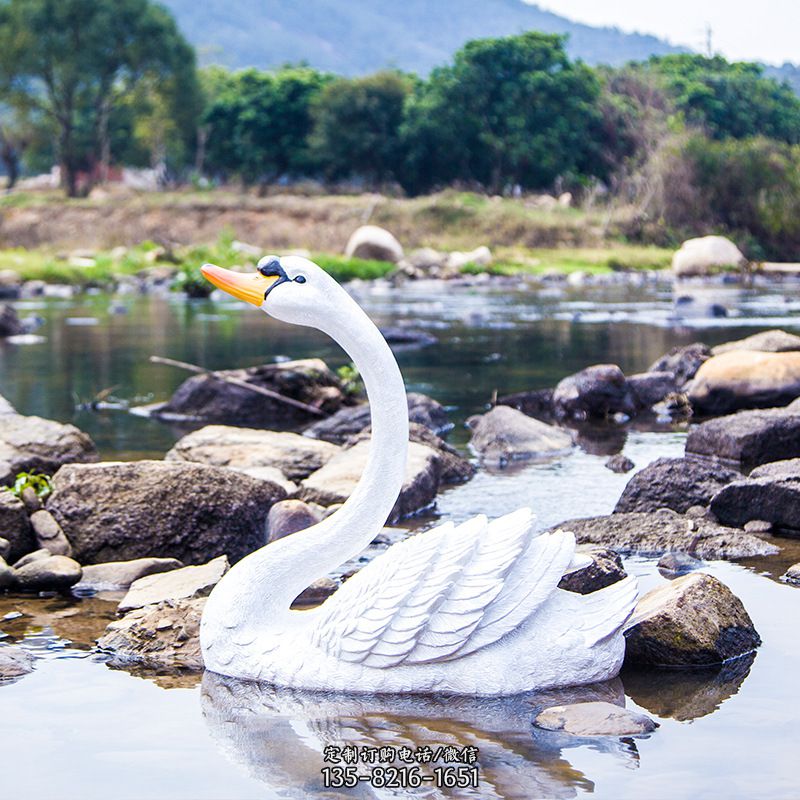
<box><xmin>203</xmin><ymin>297</ymin><xmax>409</xmax><ymax>631</ymax></box>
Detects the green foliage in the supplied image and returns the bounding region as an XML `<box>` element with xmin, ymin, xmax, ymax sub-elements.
<box><xmin>203</xmin><ymin>66</ymin><xmax>331</xmax><ymax>183</ymax></box>
<box><xmin>335</xmin><ymin>363</ymin><xmax>363</xmax><ymax>397</ymax></box>
<box><xmin>10</xmin><ymin>470</ymin><xmax>52</xmax><ymax>499</ymax></box>
<box><xmin>312</xmin><ymin>253</ymin><xmax>395</xmax><ymax>281</ymax></box>
<box><xmin>310</xmin><ymin>71</ymin><xmax>413</xmax><ymax>185</ymax></box>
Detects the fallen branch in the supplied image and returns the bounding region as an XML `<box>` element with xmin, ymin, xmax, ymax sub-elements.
<box><xmin>149</xmin><ymin>355</ymin><xmax>325</xmax><ymax>417</ymax></box>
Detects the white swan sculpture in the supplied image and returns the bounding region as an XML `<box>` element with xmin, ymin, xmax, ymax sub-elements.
<box><xmin>199</xmin><ymin>256</ymin><xmax>637</xmax><ymax>695</ymax></box>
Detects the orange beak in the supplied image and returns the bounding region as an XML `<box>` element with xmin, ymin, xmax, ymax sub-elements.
<box><xmin>201</xmin><ymin>263</ymin><xmax>278</xmax><ymax>307</ymax></box>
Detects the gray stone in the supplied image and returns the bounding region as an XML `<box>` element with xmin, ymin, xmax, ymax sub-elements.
<box><xmin>119</xmin><ymin>555</ymin><xmax>229</xmax><ymax>612</ymax></box>
<box><xmin>710</xmin><ymin>472</ymin><xmax>800</xmax><ymax>533</ymax></box>
<box><xmin>156</xmin><ymin>358</ymin><xmax>348</xmax><ymax>428</ymax></box>
<box><xmin>304</xmin><ymin>392</ymin><xmax>451</xmax><ymax>444</ymax></box>
<box><xmin>97</xmin><ymin>597</ymin><xmax>205</xmax><ymax>671</ymax></box>
<box><xmin>75</xmin><ymin>557</ymin><xmax>184</xmax><ymax>590</ymax></box>
<box><xmin>0</xmin><ymin>645</ymin><xmax>34</xmax><ymax>678</ymax></box>
<box><xmin>535</xmin><ymin>701</ymin><xmax>657</xmax><ymax>736</ymax></box>
<box><xmin>294</xmin><ymin>577</ymin><xmax>337</xmax><ymax>606</ymax></box>
<box><xmin>497</xmin><ymin>388</ymin><xmax>555</xmax><ymax>421</ymax></box>
<box><xmin>782</xmin><ymin>563</ymin><xmax>800</xmax><ymax>585</ymax></box>
<box><xmin>558</xmin><ymin>547</ymin><xmax>626</xmax><ymax>594</ymax></box>
<box><xmin>14</xmin><ymin>554</ymin><xmax>82</xmax><ymax>591</ymax></box>
<box><xmin>605</xmin><ymin>454</ymin><xmax>634</xmax><ymax>473</ymax></box>
<box><xmin>648</xmin><ymin>343</ymin><xmax>711</xmax><ymax>386</ymax></box>
<box><xmin>0</xmin><ymin>556</ymin><xmax>16</xmax><ymax>589</ymax></box>
<box><xmin>749</xmin><ymin>458</ymin><xmax>800</xmax><ymax>480</ymax></box>
<box><xmin>624</xmin><ymin>572</ymin><xmax>760</xmax><ymax>666</ymax></box>
<box><xmin>344</xmin><ymin>225</ymin><xmax>403</xmax><ymax>263</ymax></box>
<box><xmin>685</xmin><ymin>408</ymin><xmax>800</xmax><ymax>468</ymax></box>
<box><xmin>166</xmin><ymin>424</ymin><xmax>340</xmax><ymax>480</ymax></box>
<box><xmin>47</xmin><ymin>460</ymin><xmax>286</xmax><ymax>565</ymax></box>
<box><xmin>0</xmin><ymin>537</ymin><xmax>9</xmax><ymax>561</ymax></box>
<box><xmin>468</xmin><ymin>405</ymin><xmax>573</xmax><ymax>465</ymax></box>
<box><xmin>712</xmin><ymin>330</ymin><xmax>800</xmax><ymax>355</ymax></box>
<box><xmin>0</xmin><ymin>413</ymin><xmax>98</xmax><ymax>485</ymax></box>
<box><xmin>744</xmin><ymin>519</ymin><xmax>773</xmax><ymax>533</ymax></box>
<box><xmin>627</xmin><ymin>371</ymin><xmax>678</xmax><ymax>408</ymax></box>
<box><xmin>267</xmin><ymin>499</ymin><xmax>323</xmax><ymax>542</ymax></box>
<box><xmin>672</xmin><ymin>235</ymin><xmax>746</xmax><ymax>277</ymax></box>
<box><xmin>553</xmin><ymin>364</ymin><xmax>639</xmax><ymax>421</ymax></box>
<box><xmin>688</xmin><ymin>351</ymin><xmax>800</xmax><ymax>415</ymax></box>
<box><xmin>614</xmin><ymin>457</ymin><xmax>740</xmax><ymax>514</ymax></box>
<box><xmin>657</xmin><ymin>551</ymin><xmax>704</xmax><ymax>575</ymax></box>
<box><xmin>0</xmin><ymin>491</ymin><xmax>34</xmax><ymax>562</ymax></box>
<box><xmin>301</xmin><ymin>440</ymin><xmax>440</xmax><ymax>523</ymax></box>
<box><xmin>12</xmin><ymin>547</ymin><xmax>50</xmax><ymax>569</ymax></box>
<box><xmin>29</xmin><ymin>509</ymin><xmax>72</xmax><ymax>557</ymax></box>
<box><xmin>549</xmin><ymin>510</ymin><xmax>777</xmax><ymax>559</ymax></box>
<box><xmin>20</xmin><ymin>486</ymin><xmax>42</xmax><ymax>513</ymax></box>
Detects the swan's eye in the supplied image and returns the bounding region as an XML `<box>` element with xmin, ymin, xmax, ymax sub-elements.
<box><xmin>294</xmin><ymin>275</ymin><xmax>307</xmax><ymax>284</ymax></box>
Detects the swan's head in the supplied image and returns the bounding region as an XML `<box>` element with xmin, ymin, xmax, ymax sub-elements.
<box><xmin>201</xmin><ymin>255</ymin><xmax>346</xmax><ymax>327</ymax></box>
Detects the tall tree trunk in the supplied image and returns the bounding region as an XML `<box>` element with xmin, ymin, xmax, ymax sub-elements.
<box><xmin>98</xmin><ymin>96</ymin><xmax>111</xmax><ymax>184</ymax></box>
<box><xmin>59</xmin><ymin>123</ymin><xmax>78</xmax><ymax>198</ymax></box>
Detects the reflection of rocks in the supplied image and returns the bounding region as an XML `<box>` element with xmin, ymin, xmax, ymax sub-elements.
<box><xmin>572</xmin><ymin>422</ymin><xmax>627</xmax><ymax>457</ymax></box>
<box><xmin>686</xmin><ymin>408</ymin><xmax>800</xmax><ymax>468</ymax></box>
<box><xmin>622</xmin><ymin>652</ymin><xmax>756</xmax><ymax>721</ymax></box>
<box><xmin>201</xmin><ymin>673</ymin><xmax>634</xmax><ymax>800</ymax></box>
<box><xmin>0</xmin><ymin>645</ymin><xmax>34</xmax><ymax>679</ymax></box>
<box><xmin>535</xmin><ymin>701</ymin><xmax>657</xmax><ymax>736</ymax></box>
<box><xmin>558</xmin><ymin>547</ymin><xmax>626</xmax><ymax>594</ymax></box>
<box><xmin>547</xmin><ymin>510</ymin><xmax>777</xmax><ymax>559</ymax></box>
<box><xmin>624</xmin><ymin>573</ymin><xmax>760</xmax><ymax>666</ymax></box>
<box><xmin>615</xmin><ymin>457</ymin><xmax>739</xmax><ymax>514</ymax></box>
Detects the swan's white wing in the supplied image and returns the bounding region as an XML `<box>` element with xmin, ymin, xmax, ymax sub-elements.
<box><xmin>311</xmin><ymin>508</ymin><xmax>576</xmax><ymax>668</ymax></box>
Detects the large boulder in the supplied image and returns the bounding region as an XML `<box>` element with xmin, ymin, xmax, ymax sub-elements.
<box><xmin>672</xmin><ymin>235</ymin><xmax>746</xmax><ymax>277</ymax></box>
<box><xmin>300</xmin><ymin>440</ymin><xmax>440</xmax><ymax>522</ymax></box>
<box><xmin>0</xmin><ymin>413</ymin><xmax>98</xmax><ymax>485</ymax></box>
<box><xmin>303</xmin><ymin>392</ymin><xmax>450</xmax><ymax>444</ymax></box>
<box><xmin>688</xmin><ymin>351</ymin><xmax>800</xmax><ymax>415</ymax></box>
<box><xmin>624</xmin><ymin>573</ymin><xmax>760</xmax><ymax>666</ymax></box>
<box><xmin>614</xmin><ymin>457</ymin><xmax>739</xmax><ymax>514</ymax></box>
<box><xmin>0</xmin><ymin>645</ymin><xmax>35</xmax><ymax>679</ymax></box>
<box><xmin>46</xmin><ymin>460</ymin><xmax>286</xmax><ymax>565</ymax></box>
<box><xmin>467</xmin><ymin>406</ymin><xmax>573</xmax><ymax>465</ymax></box>
<box><xmin>344</xmin><ymin>225</ymin><xmax>403</xmax><ymax>263</ymax></box>
<box><xmin>14</xmin><ymin>553</ymin><xmax>82</xmax><ymax>591</ymax></box>
<box><xmin>648</xmin><ymin>343</ymin><xmax>711</xmax><ymax>387</ymax></box>
<box><xmin>166</xmin><ymin>425</ymin><xmax>340</xmax><ymax>481</ymax></box>
<box><xmin>0</xmin><ymin>491</ymin><xmax>35</xmax><ymax>562</ymax></box>
<box><xmin>710</xmin><ymin>460</ymin><xmax>800</xmax><ymax>532</ymax></box>
<box><xmin>534</xmin><ymin>701</ymin><xmax>658</xmax><ymax>736</ymax></box>
<box><xmin>685</xmin><ymin>408</ymin><xmax>800</xmax><ymax>468</ymax></box>
<box><xmin>546</xmin><ymin>510</ymin><xmax>777</xmax><ymax>559</ymax></box>
<box><xmin>75</xmin><ymin>557</ymin><xmax>183</xmax><ymax>591</ymax></box>
<box><xmin>712</xmin><ymin>330</ymin><xmax>800</xmax><ymax>356</ymax></box>
<box><xmin>552</xmin><ymin>364</ymin><xmax>639</xmax><ymax>422</ymax></box>
<box><xmin>155</xmin><ymin>359</ymin><xmax>348</xmax><ymax>428</ymax></box>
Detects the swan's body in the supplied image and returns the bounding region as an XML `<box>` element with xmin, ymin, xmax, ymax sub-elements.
<box><xmin>199</xmin><ymin>256</ymin><xmax>637</xmax><ymax>695</ymax></box>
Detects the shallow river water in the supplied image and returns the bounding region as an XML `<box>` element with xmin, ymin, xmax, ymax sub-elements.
<box><xmin>2</xmin><ymin>275</ymin><xmax>800</xmax><ymax>799</ymax></box>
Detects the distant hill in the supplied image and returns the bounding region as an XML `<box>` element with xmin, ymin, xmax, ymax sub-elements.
<box><xmin>160</xmin><ymin>0</ymin><xmax>688</xmax><ymax>75</ymax></box>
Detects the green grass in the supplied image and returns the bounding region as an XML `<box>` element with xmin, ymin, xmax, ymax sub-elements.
<box><xmin>312</xmin><ymin>253</ymin><xmax>395</xmax><ymax>281</ymax></box>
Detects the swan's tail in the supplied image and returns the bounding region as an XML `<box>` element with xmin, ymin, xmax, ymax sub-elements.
<box><xmin>578</xmin><ymin>576</ymin><xmax>638</xmax><ymax>647</ymax></box>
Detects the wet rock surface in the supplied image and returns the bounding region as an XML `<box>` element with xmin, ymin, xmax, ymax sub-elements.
<box><xmin>614</xmin><ymin>457</ymin><xmax>739</xmax><ymax>514</ymax></box>
<box><xmin>75</xmin><ymin>557</ymin><xmax>184</xmax><ymax>591</ymax></box>
<box><xmin>685</xmin><ymin>408</ymin><xmax>800</xmax><ymax>468</ymax></box>
<box><xmin>624</xmin><ymin>573</ymin><xmax>761</xmax><ymax>666</ymax></box>
<box><xmin>119</xmin><ymin>555</ymin><xmax>229</xmax><ymax>612</ymax></box>
<box><xmin>549</xmin><ymin>510</ymin><xmax>778</xmax><ymax>558</ymax></box>
<box><xmin>155</xmin><ymin>358</ymin><xmax>348</xmax><ymax>427</ymax></box>
<box><xmin>47</xmin><ymin>460</ymin><xmax>286</xmax><ymax>565</ymax></box>
<box><xmin>534</xmin><ymin>701</ymin><xmax>658</xmax><ymax>736</ymax></box>
<box><xmin>782</xmin><ymin>563</ymin><xmax>800</xmax><ymax>585</ymax></box>
<box><xmin>688</xmin><ymin>351</ymin><xmax>800</xmax><ymax>415</ymax></box>
<box><xmin>468</xmin><ymin>405</ymin><xmax>573</xmax><ymax>464</ymax></box>
<box><xmin>0</xmin><ymin>645</ymin><xmax>35</xmax><ymax>678</ymax></box>
<box><xmin>558</xmin><ymin>547</ymin><xmax>626</xmax><ymax>594</ymax></box>
<box><xmin>166</xmin><ymin>424</ymin><xmax>340</xmax><ymax>480</ymax></box>
<box><xmin>552</xmin><ymin>364</ymin><xmax>638</xmax><ymax>421</ymax></box>
<box><xmin>657</xmin><ymin>551</ymin><xmax>704</xmax><ymax>576</ymax></box>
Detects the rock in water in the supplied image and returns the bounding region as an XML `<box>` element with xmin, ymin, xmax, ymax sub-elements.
<box><xmin>0</xmin><ymin>645</ymin><xmax>35</xmax><ymax>678</ymax></box>
<box><xmin>155</xmin><ymin>358</ymin><xmax>348</xmax><ymax>427</ymax></box>
<box><xmin>0</xmin><ymin>492</ymin><xmax>35</xmax><ymax>563</ymax></box>
<box><xmin>626</xmin><ymin>372</ymin><xmax>678</xmax><ymax>409</ymax></box>
<box><xmin>75</xmin><ymin>557</ymin><xmax>184</xmax><ymax>590</ymax></box>
<box><xmin>534</xmin><ymin>701</ymin><xmax>658</xmax><ymax>736</ymax></box>
<box><xmin>344</xmin><ymin>225</ymin><xmax>403</xmax><ymax>263</ymax></box>
<box><xmin>557</xmin><ymin>547</ymin><xmax>626</xmax><ymax>594</ymax></box>
<box><xmin>688</xmin><ymin>351</ymin><xmax>800</xmax><ymax>415</ymax></box>
<box><xmin>614</xmin><ymin>457</ymin><xmax>739</xmax><ymax>514</ymax></box>
<box><xmin>552</xmin><ymin>364</ymin><xmax>639</xmax><ymax>421</ymax></box>
<box><xmin>14</xmin><ymin>554</ymin><xmax>82</xmax><ymax>591</ymax></box>
<box><xmin>605</xmin><ymin>454</ymin><xmax>634</xmax><ymax>473</ymax></box>
<box><xmin>300</xmin><ymin>440</ymin><xmax>439</xmax><ymax>522</ymax></box>
<box><xmin>624</xmin><ymin>573</ymin><xmax>760</xmax><ymax>666</ymax></box>
<box><xmin>118</xmin><ymin>556</ymin><xmax>229</xmax><ymax>612</ymax></box>
<box><xmin>166</xmin><ymin>424</ymin><xmax>340</xmax><ymax>480</ymax></box>
<box><xmin>712</xmin><ymin>330</ymin><xmax>800</xmax><ymax>355</ymax></box>
<box><xmin>98</xmin><ymin>597</ymin><xmax>205</xmax><ymax>671</ymax></box>
<box><xmin>657</xmin><ymin>551</ymin><xmax>704</xmax><ymax>575</ymax></box>
<box><xmin>648</xmin><ymin>343</ymin><xmax>711</xmax><ymax>387</ymax></box>
<box><xmin>267</xmin><ymin>499</ymin><xmax>323</xmax><ymax>542</ymax></box>
<box><xmin>672</xmin><ymin>235</ymin><xmax>746</xmax><ymax>277</ymax></box>
<box><xmin>685</xmin><ymin>408</ymin><xmax>800</xmax><ymax>468</ymax></box>
<box><xmin>467</xmin><ymin>406</ymin><xmax>573</xmax><ymax>465</ymax></box>
<box><xmin>782</xmin><ymin>563</ymin><xmax>800</xmax><ymax>585</ymax></box>
<box><xmin>0</xmin><ymin>413</ymin><xmax>98</xmax><ymax>485</ymax></box>
<box><xmin>47</xmin><ymin>461</ymin><xmax>286</xmax><ymax>565</ymax></box>
<box><xmin>497</xmin><ymin>388</ymin><xmax>555</xmax><ymax>421</ymax></box>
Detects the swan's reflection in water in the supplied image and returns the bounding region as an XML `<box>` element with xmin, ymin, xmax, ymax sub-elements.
<box><xmin>201</xmin><ymin>673</ymin><xmax>641</xmax><ymax>799</ymax></box>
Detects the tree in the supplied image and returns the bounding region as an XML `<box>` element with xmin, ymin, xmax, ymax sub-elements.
<box><xmin>0</xmin><ymin>0</ymin><xmax>200</xmax><ymax>196</ymax></box>
<box><xmin>203</xmin><ymin>65</ymin><xmax>330</xmax><ymax>185</ymax></box>
<box><xmin>400</xmin><ymin>32</ymin><xmax>604</xmax><ymax>194</ymax></box>
<box><xmin>310</xmin><ymin>70</ymin><xmax>412</xmax><ymax>186</ymax></box>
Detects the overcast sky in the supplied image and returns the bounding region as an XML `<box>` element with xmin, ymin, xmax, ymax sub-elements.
<box><xmin>528</xmin><ymin>1</ymin><xmax>799</xmax><ymax>65</ymax></box>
